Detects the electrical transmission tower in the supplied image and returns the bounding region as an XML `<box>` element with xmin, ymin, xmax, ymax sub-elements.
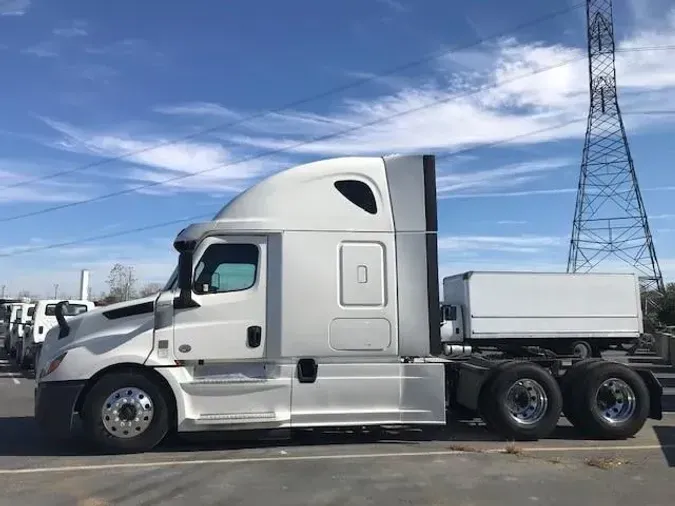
<box><xmin>567</xmin><ymin>0</ymin><xmax>664</xmax><ymax>297</ymax></box>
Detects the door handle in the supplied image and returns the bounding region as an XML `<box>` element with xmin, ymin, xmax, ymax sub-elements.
<box><xmin>247</xmin><ymin>325</ymin><xmax>262</xmax><ymax>348</ymax></box>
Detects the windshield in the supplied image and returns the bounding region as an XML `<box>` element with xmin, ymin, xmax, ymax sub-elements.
<box><xmin>163</xmin><ymin>265</ymin><xmax>179</xmax><ymax>291</ymax></box>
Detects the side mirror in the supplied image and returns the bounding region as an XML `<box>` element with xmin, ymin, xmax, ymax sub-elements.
<box><xmin>55</xmin><ymin>301</ymin><xmax>70</xmax><ymax>339</ymax></box>
<box><xmin>175</xmin><ymin>249</ymin><xmax>200</xmax><ymax>309</ymax></box>
<box><xmin>440</xmin><ymin>305</ymin><xmax>455</xmax><ymax>322</ymax></box>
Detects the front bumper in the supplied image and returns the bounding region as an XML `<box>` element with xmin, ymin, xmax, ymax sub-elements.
<box><xmin>34</xmin><ymin>380</ymin><xmax>87</xmax><ymax>438</ymax></box>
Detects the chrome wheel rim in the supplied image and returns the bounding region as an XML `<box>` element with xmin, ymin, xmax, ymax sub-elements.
<box><xmin>595</xmin><ymin>378</ymin><xmax>636</xmax><ymax>424</ymax></box>
<box><xmin>101</xmin><ymin>387</ymin><xmax>154</xmax><ymax>438</ymax></box>
<box><xmin>505</xmin><ymin>379</ymin><xmax>548</xmax><ymax>426</ymax></box>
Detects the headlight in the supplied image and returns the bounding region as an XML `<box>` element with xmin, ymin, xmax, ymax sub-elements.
<box><xmin>39</xmin><ymin>351</ymin><xmax>68</xmax><ymax>379</ymax></box>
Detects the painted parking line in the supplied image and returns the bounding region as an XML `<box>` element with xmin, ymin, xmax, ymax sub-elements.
<box><xmin>1</xmin><ymin>443</ymin><xmax>674</xmax><ymax>475</ymax></box>
<box><xmin>0</xmin><ymin>359</ymin><xmax>21</xmax><ymax>384</ymax></box>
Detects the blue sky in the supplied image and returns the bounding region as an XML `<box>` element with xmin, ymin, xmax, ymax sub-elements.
<box><xmin>1</xmin><ymin>0</ymin><xmax>675</xmax><ymax>298</ymax></box>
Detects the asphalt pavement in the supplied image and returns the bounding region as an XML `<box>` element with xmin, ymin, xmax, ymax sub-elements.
<box><xmin>0</xmin><ymin>349</ymin><xmax>674</xmax><ymax>506</ymax></box>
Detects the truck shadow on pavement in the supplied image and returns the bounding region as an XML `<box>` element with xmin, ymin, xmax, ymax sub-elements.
<box><xmin>0</xmin><ymin>349</ymin><xmax>673</xmax><ymax>460</ymax></box>
<box><xmin>0</xmin><ymin>415</ymin><xmax>673</xmax><ymax>460</ymax></box>
<box><xmin>653</xmin><ymin>426</ymin><xmax>675</xmax><ymax>467</ymax></box>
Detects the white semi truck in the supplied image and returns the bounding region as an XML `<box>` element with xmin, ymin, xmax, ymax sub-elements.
<box><xmin>34</xmin><ymin>154</ymin><xmax>663</xmax><ymax>454</ymax></box>
<box><xmin>440</xmin><ymin>271</ymin><xmax>644</xmax><ymax>359</ymax></box>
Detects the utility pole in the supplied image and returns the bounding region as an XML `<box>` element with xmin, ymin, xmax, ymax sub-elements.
<box><xmin>53</xmin><ymin>284</ymin><xmax>59</xmax><ymax>299</ymax></box>
<box><xmin>567</xmin><ymin>0</ymin><xmax>663</xmax><ymax>296</ymax></box>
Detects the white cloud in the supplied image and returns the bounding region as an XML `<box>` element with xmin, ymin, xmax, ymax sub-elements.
<box><xmin>0</xmin><ymin>0</ymin><xmax>30</xmax><ymax>16</ymax></box>
<box><xmin>40</xmin><ymin>118</ymin><xmax>287</xmax><ymax>195</ymax></box>
<box><xmin>27</xmin><ymin>6</ymin><xmax>674</xmax><ymax>205</ymax></box>
<box><xmin>436</xmin><ymin>158</ymin><xmax>571</xmax><ymax>195</ymax></box>
<box><xmin>374</xmin><ymin>0</ymin><xmax>408</xmax><ymax>13</ymax></box>
<box><xmin>53</xmin><ymin>20</ymin><xmax>88</xmax><ymax>38</ymax></box>
<box><xmin>442</xmin><ymin>184</ymin><xmax>675</xmax><ymax>200</ymax></box>
<box><xmin>442</xmin><ymin>187</ymin><xmax>578</xmax><ymax>199</ymax></box>
<box><xmin>84</xmin><ymin>38</ymin><xmax>165</xmax><ymax>65</ymax></box>
<box><xmin>154</xmin><ymin>102</ymin><xmax>241</xmax><ymax>119</ymax></box>
<box><xmin>496</xmin><ymin>220</ymin><xmax>527</xmax><ymax>225</ymax></box>
<box><xmin>438</xmin><ymin>234</ymin><xmax>564</xmax><ymax>254</ymax></box>
<box><xmin>0</xmin><ymin>162</ymin><xmax>92</xmax><ymax>204</ymax></box>
<box><xmin>21</xmin><ymin>41</ymin><xmax>59</xmax><ymax>58</ymax></box>
<box><xmin>205</xmin><ymin>11</ymin><xmax>675</xmax><ymax>159</ymax></box>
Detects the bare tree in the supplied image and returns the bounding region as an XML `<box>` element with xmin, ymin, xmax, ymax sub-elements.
<box><xmin>106</xmin><ymin>263</ymin><xmax>138</xmax><ymax>302</ymax></box>
<box><xmin>138</xmin><ymin>283</ymin><xmax>163</xmax><ymax>298</ymax></box>
<box><xmin>16</xmin><ymin>290</ymin><xmax>35</xmax><ymax>300</ymax></box>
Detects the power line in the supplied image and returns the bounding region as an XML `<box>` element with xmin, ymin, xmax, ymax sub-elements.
<box><xmin>3</xmin><ymin>107</ymin><xmax>671</xmax><ymax>259</ymax></box>
<box><xmin>0</xmin><ymin>117</ymin><xmax>588</xmax><ymax>259</ymax></box>
<box><xmin>3</xmin><ymin>43</ymin><xmax>672</xmax><ymax>226</ymax></box>
<box><xmin>0</xmin><ymin>212</ymin><xmax>214</xmax><ymax>258</ymax></box>
<box><xmin>0</xmin><ymin>53</ymin><xmax>594</xmax><ymax>224</ymax></box>
<box><xmin>3</xmin><ymin>105</ymin><xmax>673</xmax><ymax>260</ymax></box>
<box><xmin>0</xmin><ymin>3</ymin><xmax>585</xmax><ymax>193</ymax></box>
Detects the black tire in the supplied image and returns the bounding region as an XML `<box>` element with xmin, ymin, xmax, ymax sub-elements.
<box><xmin>568</xmin><ymin>361</ymin><xmax>650</xmax><ymax>439</ymax></box>
<box><xmin>478</xmin><ymin>361</ymin><xmax>522</xmax><ymax>432</ymax></box>
<box><xmin>82</xmin><ymin>370</ymin><xmax>171</xmax><ymax>454</ymax></box>
<box><xmin>571</xmin><ymin>340</ymin><xmax>593</xmax><ymax>359</ymax></box>
<box><xmin>482</xmin><ymin>362</ymin><xmax>563</xmax><ymax>441</ymax></box>
<box><xmin>560</xmin><ymin>358</ymin><xmax>605</xmax><ymax>427</ymax></box>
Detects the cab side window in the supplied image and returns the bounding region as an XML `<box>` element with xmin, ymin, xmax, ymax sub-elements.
<box><xmin>193</xmin><ymin>243</ymin><xmax>259</xmax><ymax>294</ymax></box>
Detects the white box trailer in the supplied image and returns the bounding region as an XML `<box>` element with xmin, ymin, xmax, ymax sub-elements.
<box><xmin>441</xmin><ymin>271</ymin><xmax>643</xmax><ymax>358</ymax></box>
<box><xmin>33</xmin><ymin>154</ymin><xmax>663</xmax><ymax>454</ymax></box>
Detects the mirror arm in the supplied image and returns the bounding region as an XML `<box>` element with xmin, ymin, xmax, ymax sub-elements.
<box><xmin>174</xmin><ymin>242</ymin><xmax>200</xmax><ymax>310</ymax></box>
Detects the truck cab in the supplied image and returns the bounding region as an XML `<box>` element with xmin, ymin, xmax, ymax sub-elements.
<box><xmin>440</xmin><ymin>304</ymin><xmax>466</xmax><ymax>346</ymax></box>
<box><xmin>35</xmin><ymin>154</ymin><xmax>444</xmax><ymax>452</ymax></box>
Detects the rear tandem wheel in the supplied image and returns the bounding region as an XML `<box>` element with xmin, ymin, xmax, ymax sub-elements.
<box><xmin>561</xmin><ymin>360</ymin><xmax>650</xmax><ymax>439</ymax></box>
<box><xmin>479</xmin><ymin>362</ymin><xmax>563</xmax><ymax>441</ymax></box>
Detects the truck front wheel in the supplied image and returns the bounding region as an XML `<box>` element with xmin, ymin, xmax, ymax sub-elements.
<box><xmin>82</xmin><ymin>371</ymin><xmax>170</xmax><ymax>454</ymax></box>
<box><xmin>482</xmin><ymin>363</ymin><xmax>562</xmax><ymax>441</ymax></box>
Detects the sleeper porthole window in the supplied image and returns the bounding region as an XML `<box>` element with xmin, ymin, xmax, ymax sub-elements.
<box><xmin>334</xmin><ymin>180</ymin><xmax>378</xmax><ymax>215</ymax></box>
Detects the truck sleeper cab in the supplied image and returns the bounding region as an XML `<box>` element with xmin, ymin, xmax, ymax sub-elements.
<box><xmin>33</xmin><ymin>154</ymin><xmax>663</xmax><ymax>454</ymax></box>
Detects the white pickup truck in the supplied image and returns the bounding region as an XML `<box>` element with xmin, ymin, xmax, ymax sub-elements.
<box><xmin>20</xmin><ymin>299</ymin><xmax>94</xmax><ymax>369</ymax></box>
<box><xmin>33</xmin><ymin>154</ymin><xmax>663</xmax><ymax>454</ymax></box>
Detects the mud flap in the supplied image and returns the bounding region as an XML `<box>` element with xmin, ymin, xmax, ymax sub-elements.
<box><xmin>632</xmin><ymin>368</ymin><xmax>663</xmax><ymax>420</ymax></box>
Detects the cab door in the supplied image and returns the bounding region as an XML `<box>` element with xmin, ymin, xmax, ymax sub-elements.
<box><xmin>171</xmin><ymin>234</ymin><xmax>291</xmax><ymax>426</ymax></box>
<box><xmin>172</xmin><ymin>235</ymin><xmax>267</xmax><ymax>361</ymax></box>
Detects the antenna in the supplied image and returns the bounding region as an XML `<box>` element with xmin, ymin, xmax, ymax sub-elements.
<box><xmin>567</xmin><ymin>0</ymin><xmax>664</xmax><ymax>298</ymax></box>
